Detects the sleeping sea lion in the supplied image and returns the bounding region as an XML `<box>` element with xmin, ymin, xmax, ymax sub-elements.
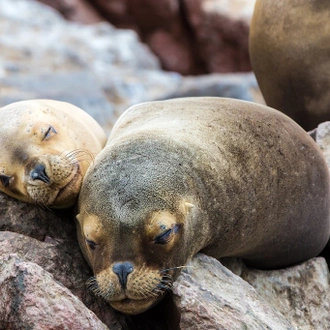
<box><xmin>0</xmin><ymin>99</ymin><xmax>107</xmax><ymax>208</ymax></box>
<box><xmin>76</xmin><ymin>97</ymin><xmax>330</xmax><ymax>314</ymax></box>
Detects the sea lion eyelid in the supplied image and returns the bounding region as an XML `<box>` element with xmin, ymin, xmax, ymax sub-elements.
<box><xmin>153</xmin><ymin>224</ymin><xmax>182</xmax><ymax>245</ymax></box>
<box><xmin>42</xmin><ymin>125</ymin><xmax>57</xmax><ymax>141</ymax></box>
<box><xmin>0</xmin><ymin>175</ymin><xmax>11</xmax><ymax>188</ymax></box>
<box><xmin>85</xmin><ymin>238</ymin><xmax>98</xmax><ymax>250</ymax></box>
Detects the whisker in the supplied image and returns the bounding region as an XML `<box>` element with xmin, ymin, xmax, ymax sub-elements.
<box><xmin>160</xmin><ymin>265</ymin><xmax>194</xmax><ymax>273</ymax></box>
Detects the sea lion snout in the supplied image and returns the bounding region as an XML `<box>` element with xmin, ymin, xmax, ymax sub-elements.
<box><xmin>0</xmin><ymin>99</ymin><xmax>107</xmax><ymax>208</ymax></box>
<box><xmin>30</xmin><ymin>163</ymin><xmax>50</xmax><ymax>184</ymax></box>
<box><xmin>112</xmin><ymin>261</ymin><xmax>134</xmax><ymax>289</ymax></box>
<box><xmin>77</xmin><ymin>97</ymin><xmax>330</xmax><ymax>314</ymax></box>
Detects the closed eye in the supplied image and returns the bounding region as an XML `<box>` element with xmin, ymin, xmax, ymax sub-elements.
<box><xmin>0</xmin><ymin>175</ymin><xmax>11</xmax><ymax>188</ymax></box>
<box><xmin>42</xmin><ymin>126</ymin><xmax>57</xmax><ymax>141</ymax></box>
<box><xmin>154</xmin><ymin>229</ymin><xmax>172</xmax><ymax>245</ymax></box>
<box><xmin>86</xmin><ymin>238</ymin><xmax>97</xmax><ymax>250</ymax></box>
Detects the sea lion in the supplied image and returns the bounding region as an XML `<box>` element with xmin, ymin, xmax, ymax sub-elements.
<box><xmin>249</xmin><ymin>0</ymin><xmax>330</xmax><ymax>131</ymax></box>
<box><xmin>76</xmin><ymin>97</ymin><xmax>330</xmax><ymax>314</ymax></box>
<box><xmin>0</xmin><ymin>99</ymin><xmax>107</xmax><ymax>208</ymax></box>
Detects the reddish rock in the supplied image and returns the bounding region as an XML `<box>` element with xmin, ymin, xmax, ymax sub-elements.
<box><xmin>37</xmin><ymin>0</ymin><xmax>255</xmax><ymax>75</ymax></box>
<box><xmin>37</xmin><ymin>0</ymin><xmax>104</xmax><ymax>24</ymax></box>
<box><xmin>183</xmin><ymin>0</ymin><xmax>252</xmax><ymax>73</ymax></box>
<box><xmin>147</xmin><ymin>30</ymin><xmax>198</xmax><ymax>74</ymax></box>
<box><xmin>0</xmin><ymin>254</ymin><xmax>109</xmax><ymax>330</ymax></box>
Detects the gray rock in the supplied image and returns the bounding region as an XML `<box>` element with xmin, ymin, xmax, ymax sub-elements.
<box><xmin>0</xmin><ymin>71</ymin><xmax>114</xmax><ymax>130</ymax></box>
<box><xmin>313</xmin><ymin>121</ymin><xmax>330</xmax><ymax>168</ymax></box>
<box><xmin>173</xmin><ymin>254</ymin><xmax>293</xmax><ymax>330</ymax></box>
<box><xmin>165</xmin><ymin>72</ymin><xmax>263</xmax><ymax>103</ymax></box>
<box><xmin>223</xmin><ymin>257</ymin><xmax>330</xmax><ymax>330</ymax></box>
<box><xmin>0</xmin><ymin>0</ymin><xmax>262</xmax><ymax>135</ymax></box>
<box><xmin>0</xmin><ymin>254</ymin><xmax>109</xmax><ymax>330</ymax></box>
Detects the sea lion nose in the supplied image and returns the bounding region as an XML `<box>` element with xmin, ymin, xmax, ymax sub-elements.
<box><xmin>112</xmin><ymin>261</ymin><xmax>134</xmax><ymax>289</ymax></box>
<box><xmin>30</xmin><ymin>164</ymin><xmax>50</xmax><ymax>184</ymax></box>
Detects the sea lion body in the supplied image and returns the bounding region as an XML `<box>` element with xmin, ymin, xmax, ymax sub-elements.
<box><xmin>249</xmin><ymin>0</ymin><xmax>330</xmax><ymax>130</ymax></box>
<box><xmin>0</xmin><ymin>99</ymin><xmax>107</xmax><ymax>208</ymax></box>
<box><xmin>77</xmin><ymin>97</ymin><xmax>330</xmax><ymax>314</ymax></box>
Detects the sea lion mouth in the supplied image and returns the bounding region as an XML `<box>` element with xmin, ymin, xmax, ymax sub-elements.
<box><xmin>110</xmin><ymin>296</ymin><xmax>160</xmax><ymax>315</ymax></box>
<box><xmin>53</xmin><ymin>164</ymin><xmax>82</xmax><ymax>204</ymax></box>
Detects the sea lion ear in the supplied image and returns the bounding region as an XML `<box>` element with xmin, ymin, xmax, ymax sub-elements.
<box><xmin>180</xmin><ymin>201</ymin><xmax>194</xmax><ymax>215</ymax></box>
<box><xmin>185</xmin><ymin>202</ymin><xmax>194</xmax><ymax>211</ymax></box>
<box><xmin>76</xmin><ymin>214</ymin><xmax>82</xmax><ymax>223</ymax></box>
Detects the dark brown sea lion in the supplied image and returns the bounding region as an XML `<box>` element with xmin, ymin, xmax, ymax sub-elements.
<box><xmin>76</xmin><ymin>97</ymin><xmax>330</xmax><ymax>314</ymax></box>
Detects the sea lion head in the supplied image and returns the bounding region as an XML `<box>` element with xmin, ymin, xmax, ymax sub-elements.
<box><xmin>0</xmin><ymin>99</ymin><xmax>106</xmax><ymax>208</ymax></box>
<box><xmin>76</xmin><ymin>141</ymin><xmax>196</xmax><ymax>314</ymax></box>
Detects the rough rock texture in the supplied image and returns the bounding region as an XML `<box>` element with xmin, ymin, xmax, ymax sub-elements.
<box><xmin>36</xmin><ymin>0</ymin><xmax>256</xmax><ymax>75</ymax></box>
<box><xmin>173</xmin><ymin>254</ymin><xmax>293</xmax><ymax>329</ymax></box>
<box><xmin>1</xmin><ymin>0</ymin><xmax>330</xmax><ymax>329</ymax></box>
<box><xmin>183</xmin><ymin>0</ymin><xmax>253</xmax><ymax>73</ymax></box>
<box><xmin>1</xmin><ymin>0</ymin><xmax>260</xmax><ymax>134</ymax></box>
<box><xmin>312</xmin><ymin>121</ymin><xmax>330</xmax><ymax>168</ymax></box>
<box><xmin>0</xmin><ymin>254</ymin><xmax>109</xmax><ymax>330</ymax></box>
<box><xmin>222</xmin><ymin>257</ymin><xmax>330</xmax><ymax>330</ymax></box>
<box><xmin>0</xmin><ymin>194</ymin><xmax>125</xmax><ymax>329</ymax></box>
<box><xmin>0</xmin><ymin>192</ymin><xmax>174</xmax><ymax>330</ymax></box>
<box><xmin>36</xmin><ymin>0</ymin><xmax>104</xmax><ymax>24</ymax></box>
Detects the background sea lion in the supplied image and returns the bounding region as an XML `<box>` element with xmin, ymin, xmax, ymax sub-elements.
<box><xmin>249</xmin><ymin>0</ymin><xmax>330</xmax><ymax>131</ymax></box>
<box><xmin>76</xmin><ymin>97</ymin><xmax>330</xmax><ymax>314</ymax></box>
<box><xmin>0</xmin><ymin>99</ymin><xmax>107</xmax><ymax>208</ymax></box>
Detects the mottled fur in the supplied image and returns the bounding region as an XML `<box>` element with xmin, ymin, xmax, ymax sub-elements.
<box><xmin>77</xmin><ymin>97</ymin><xmax>330</xmax><ymax>314</ymax></box>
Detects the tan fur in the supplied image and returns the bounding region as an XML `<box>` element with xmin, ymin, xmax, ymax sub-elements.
<box><xmin>0</xmin><ymin>99</ymin><xmax>107</xmax><ymax>208</ymax></box>
<box><xmin>249</xmin><ymin>0</ymin><xmax>330</xmax><ymax>130</ymax></box>
<box><xmin>77</xmin><ymin>97</ymin><xmax>330</xmax><ymax>314</ymax></box>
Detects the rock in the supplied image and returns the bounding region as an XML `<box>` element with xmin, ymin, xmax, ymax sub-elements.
<box><xmin>0</xmin><ymin>71</ymin><xmax>114</xmax><ymax>128</ymax></box>
<box><xmin>222</xmin><ymin>257</ymin><xmax>330</xmax><ymax>330</ymax></box>
<box><xmin>165</xmin><ymin>72</ymin><xmax>263</xmax><ymax>103</ymax></box>
<box><xmin>0</xmin><ymin>192</ymin><xmax>74</xmax><ymax>242</ymax></box>
<box><xmin>0</xmin><ymin>0</ymin><xmax>260</xmax><ymax>135</ymax></box>
<box><xmin>183</xmin><ymin>0</ymin><xmax>253</xmax><ymax>73</ymax></box>
<box><xmin>36</xmin><ymin>0</ymin><xmax>104</xmax><ymax>24</ymax></box>
<box><xmin>173</xmin><ymin>254</ymin><xmax>293</xmax><ymax>329</ymax></box>
<box><xmin>0</xmin><ymin>0</ymin><xmax>171</xmax><ymax>133</ymax></box>
<box><xmin>41</xmin><ymin>0</ymin><xmax>255</xmax><ymax>75</ymax></box>
<box><xmin>312</xmin><ymin>121</ymin><xmax>330</xmax><ymax>169</ymax></box>
<box><xmin>0</xmin><ymin>193</ymin><xmax>126</xmax><ymax>328</ymax></box>
<box><xmin>0</xmin><ymin>191</ymin><xmax>174</xmax><ymax>329</ymax></box>
<box><xmin>0</xmin><ymin>254</ymin><xmax>109</xmax><ymax>330</ymax></box>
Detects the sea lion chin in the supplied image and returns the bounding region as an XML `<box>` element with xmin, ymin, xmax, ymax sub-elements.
<box><xmin>0</xmin><ymin>99</ymin><xmax>107</xmax><ymax>208</ymax></box>
<box><xmin>76</xmin><ymin>97</ymin><xmax>330</xmax><ymax>314</ymax></box>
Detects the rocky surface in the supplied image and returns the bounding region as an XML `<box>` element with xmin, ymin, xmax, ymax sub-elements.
<box><xmin>35</xmin><ymin>0</ymin><xmax>255</xmax><ymax>75</ymax></box>
<box><xmin>173</xmin><ymin>254</ymin><xmax>293</xmax><ymax>329</ymax></box>
<box><xmin>1</xmin><ymin>0</ymin><xmax>330</xmax><ymax>329</ymax></box>
<box><xmin>1</xmin><ymin>0</ymin><xmax>260</xmax><ymax>135</ymax></box>
<box><xmin>0</xmin><ymin>254</ymin><xmax>109</xmax><ymax>330</ymax></box>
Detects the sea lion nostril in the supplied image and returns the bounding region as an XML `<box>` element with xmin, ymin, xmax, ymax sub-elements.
<box><xmin>30</xmin><ymin>164</ymin><xmax>50</xmax><ymax>184</ymax></box>
<box><xmin>112</xmin><ymin>262</ymin><xmax>134</xmax><ymax>289</ymax></box>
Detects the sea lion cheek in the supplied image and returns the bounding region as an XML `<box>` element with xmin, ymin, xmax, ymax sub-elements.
<box><xmin>75</xmin><ymin>213</ymin><xmax>109</xmax><ymax>269</ymax></box>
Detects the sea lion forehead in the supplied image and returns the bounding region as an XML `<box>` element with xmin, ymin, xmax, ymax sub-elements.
<box><xmin>0</xmin><ymin>100</ymin><xmax>59</xmax><ymax>130</ymax></box>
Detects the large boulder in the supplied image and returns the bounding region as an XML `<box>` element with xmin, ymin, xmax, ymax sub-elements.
<box><xmin>35</xmin><ymin>0</ymin><xmax>256</xmax><ymax>75</ymax></box>
<box><xmin>0</xmin><ymin>254</ymin><xmax>109</xmax><ymax>330</ymax></box>
<box><xmin>173</xmin><ymin>254</ymin><xmax>293</xmax><ymax>329</ymax></box>
<box><xmin>0</xmin><ymin>0</ymin><xmax>260</xmax><ymax>135</ymax></box>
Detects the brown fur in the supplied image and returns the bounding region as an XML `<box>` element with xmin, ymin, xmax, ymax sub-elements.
<box><xmin>77</xmin><ymin>97</ymin><xmax>330</xmax><ymax>314</ymax></box>
<box><xmin>0</xmin><ymin>99</ymin><xmax>107</xmax><ymax>208</ymax></box>
<box><xmin>249</xmin><ymin>0</ymin><xmax>330</xmax><ymax>130</ymax></box>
